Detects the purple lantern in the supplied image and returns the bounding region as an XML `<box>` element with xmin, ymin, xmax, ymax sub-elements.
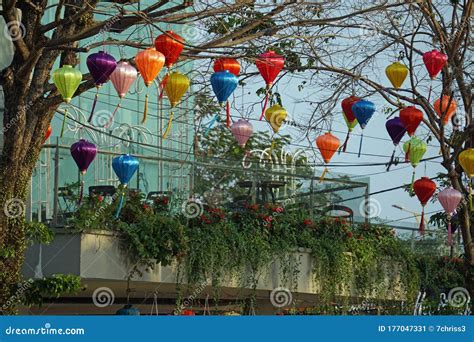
<box><xmin>70</xmin><ymin>139</ymin><xmax>98</xmax><ymax>203</ymax></box>
<box><xmin>231</xmin><ymin>119</ymin><xmax>253</xmax><ymax>148</ymax></box>
<box><xmin>385</xmin><ymin>117</ymin><xmax>406</xmax><ymax>171</ymax></box>
<box><xmin>438</xmin><ymin>187</ymin><xmax>463</xmax><ymax>246</ymax></box>
<box><xmin>86</xmin><ymin>51</ymin><xmax>117</xmax><ymax>123</ymax></box>
<box><xmin>106</xmin><ymin>61</ymin><xmax>138</xmax><ymax>128</ymax></box>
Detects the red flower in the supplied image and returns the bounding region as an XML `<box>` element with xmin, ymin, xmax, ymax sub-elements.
<box><xmin>143</xmin><ymin>204</ymin><xmax>149</xmax><ymax>209</ymax></box>
<box><xmin>249</xmin><ymin>204</ymin><xmax>259</xmax><ymax>211</ymax></box>
<box><xmin>97</xmin><ymin>195</ymin><xmax>104</xmax><ymax>202</ymax></box>
<box><xmin>274</xmin><ymin>207</ymin><xmax>284</xmax><ymax>213</ymax></box>
<box><xmin>346</xmin><ymin>231</ymin><xmax>353</xmax><ymax>238</ymax></box>
<box><xmin>303</xmin><ymin>219</ymin><xmax>313</xmax><ymax>226</ymax></box>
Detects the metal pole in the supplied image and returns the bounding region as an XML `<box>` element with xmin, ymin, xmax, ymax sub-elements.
<box><xmin>364</xmin><ymin>184</ymin><xmax>369</xmax><ymax>224</ymax></box>
<box><xmin>52</xmin><ymin>137</ymin><xmax>60</xmax><ymax>227</ymax></box>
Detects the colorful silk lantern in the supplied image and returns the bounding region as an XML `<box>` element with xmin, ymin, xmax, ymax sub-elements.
<box><xmin>86</xmin><ymin>51</ymin><xmax>117</xmax><ymax>123</ymax></box>
<box><xmin>399</xmin><ymin>106</ymin><xmax>423</xmax><ymax>136</ymax></box>
<box><xmin>385</xmin><ymin>61</ymin><xmax>408</xmax><ymax>88</ymax></box>
<box><xmin>70</xmin><ymin>139</ymin><xmax>97</xmax><ymax>204</ymax></box>
<box><xmin>339</xmin><ymin>95</ymin><xmax>360</xmax><ymax>152</ymax></box>
<box><xmin>154</xmin><ymin>31</ymin><xmax>184</xmax><ymax>69</ymax></box>
<box><xmin>413</xmin><ymin>177</ymin><xmax>436</xmax><ymax>234</ymax></box>
<box><xmin>154</xmin><ymin>31</ymin><xmax>185</xmax><ymax>99</ymax></box>
<box><xmin>459</xmin><ymin>148</ymin><xmax>474</xmax><ymax>211</ymax></box>
<box><xmin>352</xmin><ymin>99</ymin><xmax>375</xmax><ymax>157</ymax></box>
<box><xmin>385</xmin><ymin>117</ymin><xmax>406</xmax><ymax>170</ymax></box>
<box><xmin>264</xmin><ymin>104</ymin><xmax>287</xmax><ymax>133</ymax></box>
<box><xmin>210</xmin><ymin>70</ymin><xmax>238</xmax><ymax>127</ymax></box>
<box><xmin>214</xmin><ymin>58</ymin><xmax>240</xmax><ymax>76</ymax></box>
<box><xmin>163</xmin><ymin>71</ymin><xmax>190</xmax><ymax>139</ymax></box>
<box><xmin>423</xmin><ymin>49</ymin><xmax>447</xmax><ymax>79</ymax></box>
<box><xmin>107</xmin><ymin>61</ymin><xmax>138</xmax><ymax>127</ymax></box>
<box><xmin>255</xmin><ymin>50</ymin><xmax>284</xmax><ymax>120</ymax></box>
<box><xmin>231</xmin><ymin>119</ymin><xmax>253</xmax><ymax>148</ymax></box>
<box><xmin>403</xmin><ymin>136</ymin><xmax>427</xmax><ymax>188</ymax></box>
<box><xmin>438</xmin><ymin>187</ymin><xmax>463</xmax><ymax>246</ymax></box>
<box><xmin>434</xmin><ymin>95</ymin><xmax>457</xmax><ymax>125</ymax></box>
<box><xmin>316</xmin><ymin>132</ymin><xmax>340</xmax><ymax>181</ymax></box>
<box><xmin>44</xmin><ymin>125</ymin><xmax>52</xmax><ymax>143</ymax></box>
<box><xmin>135</xmin><ymin>47</ymin><xmax>165</xmax><ymax>123</ymax></box>
<box><xmin>112</xmin><ymin>154</ymin><xmax>139</xmax><ymax>218</ymax></box>
<box><xmin>53</xmin><ymin>65</ymin><xmax>82</xmax><ymax>137</ymax></box>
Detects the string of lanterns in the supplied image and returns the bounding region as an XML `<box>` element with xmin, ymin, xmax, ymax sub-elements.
<box><xmin>50</xmin><ymin>36</ymin><xmax>472</xmax><ymax>247</ymax></box>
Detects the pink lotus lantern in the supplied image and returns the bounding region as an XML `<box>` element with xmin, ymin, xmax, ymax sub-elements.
<box><xmin>106</xmin><ymin>61</ymin><xmax>138</xmax><ymax>127</ymax></box>
<box><xmin>438</xmin><ymin>187</ymin><xmax>463</xmax><ymax>246</ymax></box>
<box><xmin>231</xmin><ymin>119</ymin><xmax>253</xmax><ymax>148</ymax></box>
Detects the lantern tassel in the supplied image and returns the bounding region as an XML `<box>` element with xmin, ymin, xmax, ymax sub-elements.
<box><xmin>386</xmin><ymin>147</ymin><xmax>396</xmax><ymax>171</ymax></box>
<box><xmin>142</xmin><ymin>94</ymin><xmax>149</xmax><ymax>124</ymax></box>
<box><xmin>340</xmin><ymin>131</ymin><xmax>350</xmax><ymax>153</ymax></box>
<box><xmin>410</xmin><ymin>169</ymin><xmax>416</xmax><ymax>194</ymax></box>
<box><xmin>115</xmin><ymin>194</ymin><xmax>124</xmax><ymax>219</ymax></box>
<box><xmin>405</xmin><ymin>142</ymin><xmax>410</xmax><ymax>162</ymax></box>
<box><xmin>259</xmin><ymin>89</ymin><xmax>270</xmax><ymax>121</ymax></box>
<box><xmin>163</xmin><ymin>112</ymin><xmax>174</xmax><ymax>139</ymax></box>
<box><xmin>447</xmin><ymin>218</ymin><xmax>452</xmax><ymax>247</ymax></box>
<box><xmin>87</xmin><ymin>88</ymin><xmax>100</xmax><ymax>123</ymax></box>
<box><xmin>357</xmin><ymin>131</ymin><xmax>364</xmax><ymax>158</ymax></box>
<box><xmin>159</xmin><ymin>73</ymin><xmax>169</xmax><ymax>100</ymax></box>
<box><xmin>78</xmin><ymin>176</ymin><xmax>84</xmax><ymax>205</ymax></box>
<box><xmin>319</xmin><ymin>167</ymin><xmax>328</xmax><ymax>182</ymax></box>
<box><xmin>226</xmin><ymin>101</ymin><xmax>231</xmax><ymax>128</ymax></box>
<box><xmin>105</xmin><ymin>99</ymin><xmax>122</xmax><ymax>128</ymax></box>
<box><xmin>60</xmin><ymin>107</ymin><xmax>68</xmax><ymax>138</ymax></box>
<box><xmin>419</xmin><ymin>207</ymin><xmax>425</xmax><ymax>235</ymax></box>
<box><xmin>204</xmin><ymin>114</ymin><xmax>219</xmax><ymax>136</ymax></box>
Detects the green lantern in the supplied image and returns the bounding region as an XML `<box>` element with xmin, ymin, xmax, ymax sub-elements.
<box><xmin>403</xmin><ymin>136</ymin><xmax>427</xmax><ymax>189</ymax></box>
<box><xmin>53</xmin><ymin>65</ymin><xmax>82</xmax><ymax>136</ymax></box>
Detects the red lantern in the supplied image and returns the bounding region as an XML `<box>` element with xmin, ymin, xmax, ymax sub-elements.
<box><xmin>154</xmin><ymin>31</ymin><xmax>185</xmax><ymax>69</ymax></box>
<box><xmin>340</xmin><ymin>95</ymin><xmax>360</xmax><ymax>152</ymax></box>
<box><xmin>413</xmin><ymin>177</ymin><xmax>436</xmax><ymax>234</ymax></box>
<box><xmin>44</xmin><ymin>125</ymin><xmax>52</xmax><ymax>143</ymax></box>
<box><xmin>434</xmin><ymin>95</ymin><xmax>457</xmax><ymax>125</ymax></box>
<box><xmin>255</xmin><ymin>50</ymin><xmax>284</xmax><ymax>120</ymax></box>
<box><xmin>422</xmin><ymin>49</ymin><xmax>447</xmax><ymax>79</ymax></box>
<box><xmin>214</xmin><ymin>58</ymin><xmax>240</xmax><ymax>76</ymax></box>
<box><xmin>399</xmin><ymin>106</ymin><xmax>423</xmax><ymax>136</ymax></box>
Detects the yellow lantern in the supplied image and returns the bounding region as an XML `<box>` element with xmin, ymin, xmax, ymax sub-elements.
<box><xmin>385</xmin><ymin>61</ymin><xmax>408</xmax><ymax>89</ymax></box>
<box><xmin>459</xmin><ymin>148</ymin><xmax>474</xmax><ymax>211</ymax></box>
<box><xmin>163</xmin><ymin>71</ymin><xmax>190</xmax><ymax>139</ymax></box>
<box><xmin>264</xmin><ymin>104</ymin><xmax>287</xmax><ymax>133</ymax></box>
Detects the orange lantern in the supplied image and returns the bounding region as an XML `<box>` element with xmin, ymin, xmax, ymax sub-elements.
<box><xmin>135</xmin><ymin>48</ymin><xmax>165</xmax><ymax>123</ymax></box>
<box><xmin>316</xmin><ymin>132</ymin><xmax>340</xmax><ymax>181</ymax></box>
<box><xmin>434</xmin><ymin>95</ymin><xmax>457</xmax><ymax>125</ymax></box>
<box><xmin>44</xmin><ymin>125</ymin><xmax>52</xmax><ymax>143</ymax></box>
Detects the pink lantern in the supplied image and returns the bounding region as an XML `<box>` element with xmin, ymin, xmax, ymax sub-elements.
<box><xmin>231</xmin><ymin>119</ymin><xmax>253</xmax><ymax>148</ymax></box>
<box><xmin>438</xmin><ymin>187</ymin><xmax>463</xmax><ymax>246</ymax></box>
<box><xmin>106</xmin><ymin>61</ymin><xmax>138</xmax><ymax>127</ymax></box>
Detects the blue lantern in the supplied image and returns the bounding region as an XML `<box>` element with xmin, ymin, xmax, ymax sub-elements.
<box><xmin>210</xmin><ymin>70</ymin><xmax>238</xmax><ymax>128</ymax></box>
<box><xmin>351</xmin><ymin>99</ymin><xmax>376</xmax><ymax>157</ymax></box>
<box><xmin>116</xmin><ymin>304</ymin><xmax>140</xmax><ymax>315</ymax></box>
<box><xmin>112</xmin><ymin>154</ymin><xmax>139</xmax><ymax>218</ymax></box>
